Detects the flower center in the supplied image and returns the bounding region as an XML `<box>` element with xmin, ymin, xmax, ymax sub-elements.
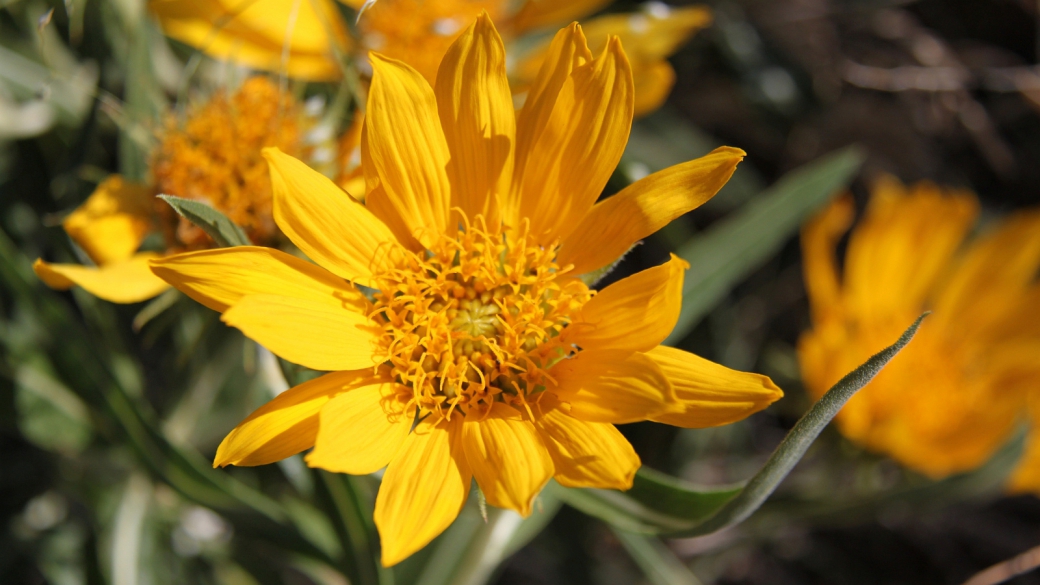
<box><xmin>370</xmin><ymin>217</ymin><xmax>592</xmax><ymax>421</ymax></box>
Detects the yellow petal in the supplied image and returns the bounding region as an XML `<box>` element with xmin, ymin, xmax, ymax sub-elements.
<box><xmin>511</xmin><ymin>0</ymin><xmax>611</xmax><ymax>33</ymax></box>
<box><xmin>462</xmin><ymin>403</ymin><xmax>553</xmax><ymax>516</ymax></box>
<box><xmin>535</xmin><ymin>397</ymin><xmax>639</xmax><ymax>490</ymax></box>
<box><xmin>374</xmin><ymin>418</ymin><xmax>470</xmax><ymax>567</ymax></box>
<box><xmin>34</xmin><ymin>253</ymin><xmax>170</xmax><ymax>303</ymax></box>
<box><xmin>933</xmin><ymin>208</ymin><xmax>1040</xmax><ymax>337</ymax></box>
<box><xmin>801</xmin><ymin>194</ymin><xmax>855</xmax><ymax>322</ymax></box>
<box><xmin>515</xmin><ymin>36</ymin><xmax>634</xmax><ymax>244</ymax></box>
<box><xmin>62</xmin><ymin>176</ymin><xmax>153</xmax><ymax>266</ymax></box>
<box><xmin>630</xmin><ymin>60</ymin><xmax>676</xmax><ymax>117</ymax></box>
<box><xmin>581</xmin><ymin>6</ymin><xmax>712</xmax><ymax>63</ymax></box>
<box><xmin>264</xmin><ymin>148</ymin><xmax>398</xmax><ymax>286</ymax></box>
<box><xmin>646</xmin><ymin>346</ymin><xmax>783</xmax><ymax>428</ymax></box>
<box><xmin>434</xmin><ymin>13</ymin><xmax>514</xmax><ymax>224</ymax></box>
<box><xmin>149</xmin><ymin>0</ymin><xmax>351</xmax><ymax>81</ymax></box>
<box><xmin>508</xmin><ymin>23</ymin><xmax>592</xmax><ymax>227</ymax></box>
<box><xmin>550</xmin><ymin>349</ymin><xmax>676</xmax><ymax>424</ymax></box>
<box><xmin>567</xmin><ymin>254</ymin><xmax>688</xmax><ymax>352</ymax></box>
<box><xmin>364</xmin><ymin>53</ymin><xmax>451</xmax><ymax>248</ymax></box>
<box><xmin>221</xmin><ymin>294</ymin><xmax>380</xmax><ymax>371</ymax></box>
<box><xmin>305</xmin><ymin>383</ymin><xmax>411</xmax><ymax>474</ymax></box>
<box><xmin>559</xmin><ymin>146</ymin><xmax>744</xmax><ymax>276</ymax></box>
<box><xmin>214</xmin><ymin>370</ymin><xmax>382</xmax><ymax>467</ymax></box>
<box><xmin>149</xmin><ymin>245</ymin><xmax>366</xmax><ymax>313</ymax></box>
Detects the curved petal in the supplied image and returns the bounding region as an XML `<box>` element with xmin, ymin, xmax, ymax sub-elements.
<box><xmin>305</xmin><ymin>383</ymin><xmax>411</xmax><ymax>474</ymax></box>
<box><xmin>581</xmin><ymin>6</ymin><xmax>712</xmax><ymax>63</ymax></box>
<box><xmin>550</xmin><ymin>349</ymin><xmax>676</xmax><ymax>424</ymax></box>
<box><xmin>149</xmin><ymin>0</ymin><xmax>351</xmax><ymax>81</ymax></box>
<box><xmin>435</xmin><ymin>13</ymin><xmax>514</xmax><ymax>224</ymax></box>
<box><xmin>462</xmin><ymin>403</ymin><xmax>553</xmax><ymax>516</ymax></box>
<box><xmin>632</xmin><ymin>60</ymin><xmax>675</xmax><ymax>117</ymax></box>
<box><xmin>801</xmin><ymin>194</ymin><xmax>855</xmax><ymax>322</ymax></box>
<box><xmin>265</xmin><ymin>148</ymin><xmax>399</xmax><ymax>286</ymax></box>
<box><xmin>567</xmin><ymin>254</ymin><xmax>687</xmax><ymax>352</ymax></box>
<box><xmin>508</xmin><ymin>23</ymin><xmax>592</xmax><ymax>227</ymax></box>
<box><xmin>63</xmin><ymin>175</ymin><xmax>153</xmax><ymax>266</ymax></box>
<box><xmin>374</xmin><ymin>418</ymin><xmax>470</xmax><ymax>567</ymax></box>
<box><xmin>646</xmin><ymin>346</ymin><xmax>783</xmax><ymax>428</ymax></box>
<box><xmin>512</xmin><ymin>0</ymin><xmax>611</xmax><ymax>33</ymax></box>
<box><xmin>515</xmin><ymin>36</ymin><xmax>634</xmax><ymax>244</ymax></box>
<box><xmin>34</xmin><ymin>253</ymin><xmax>170</xmax><ymax>303</ymax></box>
<box><xmin>150</xmin><ymin>246</ymin><xmax>366</xmax><ymax>313</ymax></box>
<box><xmin>222</xmin><ymin>294</ymin><xmax>381</xmax><ymax>371</ymax></box>
<box><xmin>559</xmin><ymin>147</ymin><xmax>744</xmax><ymax>275</ymax></box>
<box><xmin>364</xmin><ymin>53</ymin><xmax>451</xmax><ymax>248</ymax></box>
<box><xmin>535</xmin><ymin>397</ymin><xmax>639</xmax><ymax>490</ymax></box>
<box><xmin>214</xmin><ymin>370</ymin><xmax>383</xmax><ymax>467</ymax></box>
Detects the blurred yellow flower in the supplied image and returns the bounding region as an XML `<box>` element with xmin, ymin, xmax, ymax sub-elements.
<box><xmin>148</xmin><ymin>16</ymin><xmax>781</xmax><ymax>565</ymax></box>
<box><xmin>799</xmin><ymin>176</ymin><xmax>1040</xmax><ymax>484</ymax></box>
<box><xmin>34</xmin><ymin>77</ymin><xmax>312</xmax><ymax>303</ymax></box>
<box><xmin>148</xmin><ymin>0</ymin><xmax>357</xmax><ymax>80</ymax></box>
<box><xmin>361</xmin><ymin>0</ymin><xmax>711</xmax><ymax>115</ymax></box>
<box><xmin>151</xmin><ymin>0</ymin><xmax>711</xmax><ymax>117</ymax></box>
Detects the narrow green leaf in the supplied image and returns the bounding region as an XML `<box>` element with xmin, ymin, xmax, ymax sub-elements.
<box><xmin>560</xmin><ymin>314</ymin><xmax>927</xmax><ymax>537</ymax></box>
<box><xmin>666</xmin><ymin>147</ymin><xmax>864</xmax><ymax>344</ymax></box>
<box><xmin>613</xmin><ymin>529</ymin><xmax>704</xmax><ymax>585</ymax></box>
<box><xmin>132</xmin><ymin>288</ymin><xmax>181</xmax><ymax>331</ymax></box>
<box><xmin>158</xmin><ymin>195</ymin><xmax>251</xmax><ymax>247</ymax></box>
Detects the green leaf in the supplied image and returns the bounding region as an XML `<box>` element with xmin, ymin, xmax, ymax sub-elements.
<box><xmin>666</xmin><ymin>147</ymin><xmax>864</xmax><ymax>344</ymax></box>
<box><xmin>560</xmin><ymin>314</ymin><xmax>927</xmax><ymax>537</ymax></box>
<box><xmin>612</xmin><ymin>528</ymin><xmax>704</xmax><ymax>585</ymax></box>
<box><xmin>158</xmin><ymin>195</ymin><xmax>252</xmax><ymax>247</ymax></box>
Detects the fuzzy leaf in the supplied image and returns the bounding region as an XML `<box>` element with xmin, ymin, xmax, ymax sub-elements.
<box><xmin>158</xmin><ymin>195</ymin><xmax>251</xmax><ymax>247</ymax></box>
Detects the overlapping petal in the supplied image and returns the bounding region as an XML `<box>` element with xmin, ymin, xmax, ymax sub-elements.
<box><xmin>214</xmin><ymin>370</ymin><xmax>383</xmax><ymax>467</ymax></box>
<box><xmin>514</xmin><ymin>35</ymin><xmax>634</xmax><ymax>244</ymax></box>
<box><xmin>567</xmin><ymin>254</ymin><xmax>687</xmax><ymax>352</ymax></box>
<box><xmin>222</xmin><ymin>294</ymin><xmax>380</xmax><ymax>371</ymax></box>
<box><xmin>363</xmin><ymin>54</ymin><xmax>452</xmax><ymax>248</ymax></box>
<box><xmin>306</xmin><ymin>383</ymin><xmax>412</xmax><ymax>474</ymax></box>
<box><xmin>462</xmin><ymin>403</ymin><xmax>553</xmax><ymax>516</ymax></box>
<box><xmin>150</xmin><ymin>246</ymin><xmax>366</xmax><ymax>313</ymax></box>
<box><xmin>435</xmin><ymin>13</ymin><xmax>514</xmax><ymax>223</ymax></box>
<box><xmin>551</xmin><ymin>349</ymin><xmax>677</xmax><ymax>424</ymax></box>
<box><xmin>558</xmin><ymin>147</ymin><xmax>745</xmax><ymax>275</ymax></box>
<box><xmin>374</xmin><ymin>419</ymin><xmax>470</xmax><ymax>566</ymax></box>
<box><xmin>265</xmin><ymin>148</ymin><xmax>399</xmax><ymax>285</ymax></box>
<box><xmin>34</xmin><ymin>254</ymin><xmax>170</xmax><ymax>303</ymax></box>
<box><xmin>535</xmin><ymin>397</ymin><xmax>639</xmax><ymax>489</ymax></box>
<box><xmin>646</xmin><ymin>346</ymin><xmax>783</xmax><ymax>428</ymax></box>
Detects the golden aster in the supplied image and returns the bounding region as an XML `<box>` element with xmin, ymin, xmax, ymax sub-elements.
<box><xmin>148</xmin><ymin>16</ymin><xmax>782</xmax><ymax>566</ymax></box>
<box><xmin>799</xmin><ymin>176</ymin><xmax>1040</xmax><ymax>485</ymax></box>
<box><xmin>34</xmin><ymin>77</ymin><xmax>314</xmax><ymax>303</ymax></box>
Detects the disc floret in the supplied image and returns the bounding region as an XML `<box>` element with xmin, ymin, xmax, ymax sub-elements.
<box><xmin>370</xmin><ymin>217</ymin><xmax>593</xmax><ymax>422</ymax></box>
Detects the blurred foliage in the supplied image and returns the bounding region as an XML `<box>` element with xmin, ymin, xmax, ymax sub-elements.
<box><xmin>2</xmin><ymin>0</ymin><xmax>1039</xmax><ymax>584</ymax></box>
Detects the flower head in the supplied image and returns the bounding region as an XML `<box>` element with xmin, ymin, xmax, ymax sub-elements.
<box><xmin>150</xmin><ymin>15</ymin><xmax>781</xmax><ymax>566</ymax></box>
<box><xmin>34</xmin><ymin>77</ymin><xmax>318</xmax><ymax>303</ymax></box>
<box><xmin>799</xmin><ymin>176</ymin><xmax>1040</xmax><ymax>483</ymax></box>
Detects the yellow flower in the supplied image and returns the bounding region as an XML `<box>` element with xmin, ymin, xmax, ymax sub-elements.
<box><xmin>148</xmin><ymin>16</ymin><xmax>781</xmax><ymax>566</ymax></box>
<box><xmin>360</xmin><ymin>0</ymin><xmax>710</xmax><ymax>116</ymax></box>
<box><xmin>799</xmin><ymin>176</ymin><xmax>1040</xmax><ymax>483</ymax></box>
<box><xmin>148</xmin><ymin>0</ymin><xmax>357</xmax><ymax>80</ymax></box>
<box><xmin>34</xmin><ymin>77</ymin><xmax>312</xmax><ymax>303</ymax></box>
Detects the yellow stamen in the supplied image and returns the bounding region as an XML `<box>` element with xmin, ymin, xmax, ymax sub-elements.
<box><xmin>370</xmin><ymin>215</ymin><xmax>592</xmax><ymax>421</ymax></box>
